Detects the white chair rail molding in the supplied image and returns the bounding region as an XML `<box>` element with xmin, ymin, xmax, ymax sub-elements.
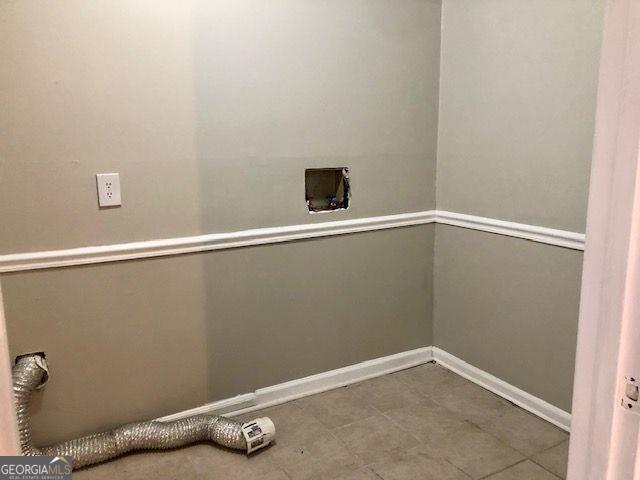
<box><xmin>0</xmin><ymin>210</ymin><xmax>585</xmax><ymax>273</ymax></box>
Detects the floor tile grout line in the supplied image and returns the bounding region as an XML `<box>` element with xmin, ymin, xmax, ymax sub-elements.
<box><xmin>369</xmin><ymin>404</ymin><xmax>422</xmax><ymax>444</ymax></box>
<box><xmin>409</xmin><ymin>372</ymin><xmax>509</xmax><ymax>422</ymax></box>
<box><xmin>336</xmin><ymin>402</ymin><xmax>429</xmax><ymax>471</ymax></box>
<box><xmin>529</xmin><ymin>457</ymin><xmax>564</xmax><ymax>480</ymax></box>
<box><xmin>366</xmin><ymin>466</ymin><xmax>386</xmax><ymax>480</ymax></box>
<box><xmin>467</xmin><ymin>418</ymin><xmax>556</xmax><ymax>461</ymax></box>
<box><xmin>280</xmin><ymin>467</ymin><xmax>294</xmax><ymax>480</ymax></box>
<box><xmin>387</xmin><ymin>362</ymin><xmax>445</xmax><ymax>401</ymax></box>
<box><xmin>423</xmin><ymin>397</ymin><xmax>520</xmax><ymax>454</ymax></box>
<box><xmin>447</xmin><ymin>458</ymin><xmax>474</xmax><ymax>480</ymax></box>
<box><xmin>368</xmin><ymin>404</ymin><xmax>479</xmax><ymax>479</ymax></box>
<box><xmin>323</xmin><ymin>415</ymin><xmax>371</xmax><ymax>472</ymax></box>
<box><xmin>476</xmin><ymin>458</ymin><xmax>529</xmax><ymax>479</ymax></box>
<box><xmin>464</xmin><ymin>418</ymin><xmax>505</xmax><ymax>442</ymax></box>
<box><xmin>453</xmin><ymin>404</ymin><xmax>568</xmax><ymax>461</ymax></box>
<box><xmin>527</xmin><ymin>437</ymin><xmax>569</xmax><ymax>458</ymax></box>
<box><xmin>314</xmin><ymin>372</ymin><xmax>434</xmax><ymax>433</ymax></box>
<box><xmin>319</xmin><ymin>393</ymin><xmax>384</xmax><ymax>432</ymax></box>
<box><xmin>523</xmin><ymin>437</ymin><xmax>569</xmax><ymax>479</ymax></box>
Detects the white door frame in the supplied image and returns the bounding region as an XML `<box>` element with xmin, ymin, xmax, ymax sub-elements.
<box><xmin>0</xmin><ymin>282</ymin><xmax>19</xmax><ymax>455</ymax></box>
<box><xmin>568</xmin><ymin>0</ymin><xmax>640</xmax><ymax>478</ymax></box>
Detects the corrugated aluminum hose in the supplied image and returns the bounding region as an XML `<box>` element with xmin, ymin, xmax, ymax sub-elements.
<box><xmin>12</xmin><ymin>354</ymin><xmax>275</xmax><ymax>469</ymax></box>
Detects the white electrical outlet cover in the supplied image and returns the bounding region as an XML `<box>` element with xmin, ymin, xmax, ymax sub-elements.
<box><xmin>96</xmin><ymin>173</ymin><xmax>122</xmax><ymax>207</ymax></box>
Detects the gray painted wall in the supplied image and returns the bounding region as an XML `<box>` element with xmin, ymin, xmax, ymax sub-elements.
<box><xmin>434</xmin><ymin>226</ymin><xmax>583</xmax><ymax>411</ymax></box>
<box><xmin>3</xmin><ymin>226</ymin><xmax>434</xmax><ymax>445</ymax></box>
<box><xmin>433</xmin><ymin>0</ymin><xmax>604</xmax><ymax>412</ymax></box>
<box><xmin>0</xmin><ymin>0</ymin><xmax>440</xmax><ymax>443</ymax></box>
<box><xmin>0</xmin><ymin>0</ymin><xmax>441</xmax><ymax>254</ymax></box>
<box><xmin>437</xmin><ymin>0</ymin><xmax>604</xmax><ymax>232</ymax></box>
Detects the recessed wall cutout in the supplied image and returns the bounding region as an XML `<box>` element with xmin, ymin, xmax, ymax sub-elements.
<box><xmin>305</xmin><ymin>168</ymin><xmax>350</xmax><ymax>213</ymax></box>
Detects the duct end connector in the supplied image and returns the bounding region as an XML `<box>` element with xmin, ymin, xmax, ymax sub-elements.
<box><xmin>15</xmin><ymin>352</ymin><xmax>49</xmax><ymax>388</ymax></box>
<box><xmin>241</xmin><ymin>417</ymin><xmax>276</xmax><ymax>454</ymax></box>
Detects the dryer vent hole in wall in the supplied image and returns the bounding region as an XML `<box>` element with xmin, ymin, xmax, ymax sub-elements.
<box><xmin>305</xmin><ymin>168</ymin><xmax>350</xmax><ymax>213</ymax></box>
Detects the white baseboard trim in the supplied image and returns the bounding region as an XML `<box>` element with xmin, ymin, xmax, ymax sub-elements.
<box><xmin>158</xmin><ymin>345</ymin><xmax>571</xmax><ymax>433</ymax></box>
<box><xmin>158</xmin><ymin>347</ymin><xmax>434</xmax><ymax>422</ymax></box>
<box><xmin>431</xmin><ymin>347</ymin><xmax>571</xmax><ymax>432</ymax></box>
<box><xmin>0</xmin><ymin>210</ymin><xmax>585</xmax><ymax>273</ymax></box>
<box><xmin>436</xmin><ymin>211</ymin><xmax>585</xmax><ymax>251</ymax></box>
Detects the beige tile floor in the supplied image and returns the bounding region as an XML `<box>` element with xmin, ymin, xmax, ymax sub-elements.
<box><xmin>75</xmin><ymin>363</ymin><xmax>569</xmax><ymax>480</ymax></box>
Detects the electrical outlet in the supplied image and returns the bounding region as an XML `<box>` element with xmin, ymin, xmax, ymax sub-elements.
<box><xmin>96</xmin><ymin>173</ymin><xmax>122</xmax><ymax>207</ymax></box>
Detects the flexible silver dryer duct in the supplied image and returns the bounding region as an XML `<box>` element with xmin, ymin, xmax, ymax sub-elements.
<box><xmin>12</xmin><ymin>354</ymin><xmax>275</xmax><ymax>469</ymax></box>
